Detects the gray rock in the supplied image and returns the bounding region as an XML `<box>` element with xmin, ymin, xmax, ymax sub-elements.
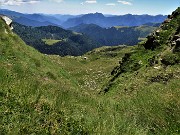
<box><xmin>173</xmin><ymin>35</ymin><xmax>180</xmax><ymax>40</ymax></box>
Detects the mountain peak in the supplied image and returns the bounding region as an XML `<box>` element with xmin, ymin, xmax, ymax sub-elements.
<box><xmin>85</xmin><ymin>12</ymin><xmax>104</xmax><ymax>18</ymax></box>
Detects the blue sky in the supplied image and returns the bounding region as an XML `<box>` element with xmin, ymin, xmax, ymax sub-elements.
<box><xmin>0</xmin><ymin>0</ymin><xmax>179</xmax><ymax>15</ymax></box>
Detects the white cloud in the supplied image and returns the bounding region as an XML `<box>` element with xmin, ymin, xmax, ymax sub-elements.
<box><xmin>0</xmin><ymin>0</ymin><xmax>64</xmax><ymax>6</ymax></box>
<box><xmin>106</xmin><ymin>3</ymin><xmax>116</xmax><ymax>6</ymax></box>
<box><xmin>80</xmin><ymin>0</ymin><xmax>97</xmax><ymax>5</ymax></box>
<box><xmin>49</xmin><ymin>0</ymin><xmax>63</xmax><ymax>3</ymax></box>
<box><xmin>118</xmin><ymin>0</ymin><xmax>132</xmax><ymax>5</ymax></box>
<box><xmin>85</xmin><ymin>0</ymin><xmax>97</xmax><ymax>4</ymax></box>
<box><xmin>0</xmin><ymin>0</ymin><xmax>40</xmax><ymax>6</ymax></box>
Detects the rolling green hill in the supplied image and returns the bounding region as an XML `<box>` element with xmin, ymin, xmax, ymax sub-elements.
<box><xmin>0</xmin><ymin>7</ymin><xmax>180</xmax><ymax>135</ymax></box>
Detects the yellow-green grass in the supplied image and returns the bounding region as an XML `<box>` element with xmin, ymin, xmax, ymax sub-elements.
<box><xmin>113</xmin><ymin>26</ymin><xmax>129</xmax><ymax>30</ymax></box>
<box><xmin>72</xmin><ymin>31</ymin><xmax>82</xmax><ymax>35</ymax></box>
<box><xmin>42</xmin><ymin>39</ymin><xmax>61</xmax><ymax>45</ymax></box>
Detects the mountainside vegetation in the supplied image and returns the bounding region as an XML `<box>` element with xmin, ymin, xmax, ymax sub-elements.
<box><xmin>69</xmin><ymin>23</ymin><xmax>158</xmax><ymax>46</ymax></box>
<box><xmin>0</xmin><ymin>7</ymin><xmax>180</xmax><ymax>135</ymax></box>
<box><xmin>13</xmin><ymin>22</ymin><xmax>158</xmax><ymax>56</ymax></box>
<box><xmin>12</xmin><ymin>22</ymin><xmax>99</xmax><ymax>56</ymax></box>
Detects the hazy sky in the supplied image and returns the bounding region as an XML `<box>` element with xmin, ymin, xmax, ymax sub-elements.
<box><xmin>0</xmin><ymin>0</ymin><xmax>179</xmax><ymax>15</ymax></box>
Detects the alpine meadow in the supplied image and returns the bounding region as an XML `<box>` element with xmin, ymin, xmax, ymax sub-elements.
<box><xmin>0</xmin><ymin>1</ymin><xmax>180</xmax><ymax>135</ymax></box>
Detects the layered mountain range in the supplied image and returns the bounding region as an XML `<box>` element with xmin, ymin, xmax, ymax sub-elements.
<box><xmin>63</xmin><ymin>12</ymin><xmax>167</xmax><ymax>28</ymax></box>
<box><xmin>0</xmin><ymin>9</ymin><xmax>167</xmax><ymax>28</ymax></box>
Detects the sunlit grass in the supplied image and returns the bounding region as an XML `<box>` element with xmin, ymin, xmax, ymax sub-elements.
<box><xmin>42</xmin><ymin>39</ymin><xmax>62</xmax><ymax>45</ymax></box>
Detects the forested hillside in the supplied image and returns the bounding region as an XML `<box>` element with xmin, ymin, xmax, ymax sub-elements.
<box><xmin>13</xmin><ymin>23</ymin><xmax>99</xmax><ymax>56</ymax></box>
<box><xmin>13</xmin><ymin>22</ymin><xmax>158</xmax><ymax>56</ymax></box>
<box><xmin>69</xmin><ymin>23</ymin><xmax>157</xmax><ymax>46</ymax></box>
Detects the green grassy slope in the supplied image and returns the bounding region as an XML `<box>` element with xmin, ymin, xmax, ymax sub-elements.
<box><xmin>101</xmin><ymin>7</ymin><xmax>180</xmax><ymax>134</ymax></box>
<box><xmin>0</xmin><ymin>18</ymin><xmax>92</xmax><ymax>134</ymax></box>
<box><xmin>0</xmin><ymin>17</ymin><xmax>136</xmax><ymax>134</ymax></box>
<box><xmin>0</xmin><ymin>7</ymin><xmax>180</xmax><ymax>135</ymax></box>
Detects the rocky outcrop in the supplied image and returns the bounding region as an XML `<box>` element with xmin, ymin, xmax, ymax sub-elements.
<box><xmin>0</xmin><ymin>15</ymin><xmax>13</xmax><ymax>30</ymax></box>
<box><xmin>172</xmin><ymin>27</ymin><xmax>180</xmax><ymax>52</ymax></box>
<box><xmin>143</xmin><ymin>34</ymin><xmax>160</xmax><ymax>50</ymax></box>
<box><xmin>143</xmin><ymin>7</ymin><xmax>180</xmax><ymax>51</ymax></box>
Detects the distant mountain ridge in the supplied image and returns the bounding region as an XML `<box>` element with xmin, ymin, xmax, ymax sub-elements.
<box><xmin>0</xmin><ymin>9</ymin><xmax>167</xmax><ymax>28</ymax></box>
<box><xmin>62</xmin><ymin>12</ymin><xmax>167</xmax><ymax>28</ymax></box>
<box><xmin>0</xmin><ymin>9</ymin><xmax>62</xmax><ymax>27</ymax></box>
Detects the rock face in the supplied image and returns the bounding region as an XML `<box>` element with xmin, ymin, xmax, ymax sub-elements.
<box><xmin>144</xmin><ymin>34</ymin><xmax>160</xmax><ymax>50</ymax></box>
<box><xmin>172</xmin><ymin>27</ymin><xmax>180</xmax><ymax>52</ymax></box>
<box><xmin>0</xmin><ymin>15</ymin><xmax>13</xmax><ymax>29</ymax></box>
<box><xmin>143</xmin><ymin>7</ymin><xmax>180</xmax><ymax>51</ymax></box>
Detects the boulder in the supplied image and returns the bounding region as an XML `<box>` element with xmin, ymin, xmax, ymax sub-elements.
<box><xmin>143</xmin><ymin>35</ymin><xmax>160</xmax><ymax>50</ymax></box>
<box><xmin>155</xmin><ymin>30</ymin><xmax>161</xmax><ymax>35</ymax></box>
<box><xmin>0</xmin><ymin>15</ymin><xmax>13</xmax><ymax>30</ymax></box>
<box><xmin>164</xmin><ymin>18</ymin><xmax>171</xmax><ymax>23</ymax></box>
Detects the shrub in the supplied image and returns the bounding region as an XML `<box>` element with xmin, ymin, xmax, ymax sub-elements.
<box><xmin>161</xmin><ymin>52</ymin><xmax>180</xmax><ymax>65</ymax></box>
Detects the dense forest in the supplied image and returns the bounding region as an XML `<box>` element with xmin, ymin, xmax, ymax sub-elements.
<box><xmin>69</xmin><ymin>23</ymin><xmax>158</xmax><ymax>46</ymax></box>
<box><xmin>13</xmin><ymin>22</ymin><xmax>158</xmax><ymax>56</ymax></box>
<box><xmin>13</xmin><ymin>23</ymin><xmax>99</xmax><ymax>56</ymax></box>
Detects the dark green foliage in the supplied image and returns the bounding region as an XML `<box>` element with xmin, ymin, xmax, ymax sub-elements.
<box><xmin>12</xmin><ymin>22</ymin><xmax>99</xmax><ymax>56</ymax></box>
<box><xmin>46</xmin><ymin>72</ymin><xmax>57</xmax><ymax>80</ymax></box>
<box><xmin>149</xmin><ymin>73</ymin><xmax>174</xmax><ymax>84</ymax></box>
<box><xmin>161</xmin><ymin>52</ymin><xmax>180</xmax><ymax>65</ymax></box>
<box><xmin>69</xmin><ymin>24</ymin><xmax>157</xmax><ymax>46</ymax></box>
<box><xmin>37</xmin><ymin>25</ymin><xmax>73</xmax><ymax>38</ymax></box>
<box><xmin>148</xmin><ymin>56</ymin><xmax>159</xmax><ymax>66</ymax></box>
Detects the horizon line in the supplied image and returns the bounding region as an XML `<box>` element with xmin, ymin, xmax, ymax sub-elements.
<box><xmin>0</xmin><ymin>8</ymin><xmax>168</xmax><ymax>16</ymax></box>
